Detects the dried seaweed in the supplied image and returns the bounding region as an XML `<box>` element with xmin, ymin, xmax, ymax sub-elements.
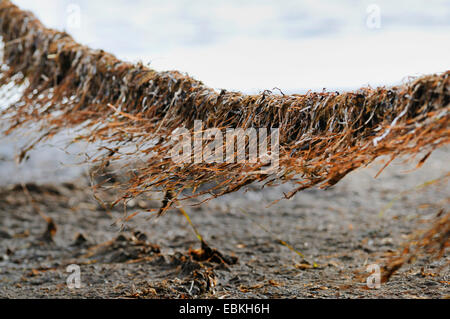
<box><xmin>0</xmin><ymin>0</ymin><xmax>449</xmax><ymax>212</ymax></box>
<box><xmin>382</xmin><ymin>209</ymin><xmax>449</xmax><ymax>282</ymax></box>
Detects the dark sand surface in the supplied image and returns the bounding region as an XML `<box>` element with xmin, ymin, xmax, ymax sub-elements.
<box><xmin>0</xmin><ymin>147</ymin><xmax>448</xmax><ymax>298</ymax></box>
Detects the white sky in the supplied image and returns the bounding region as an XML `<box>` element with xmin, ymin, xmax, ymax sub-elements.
<box><xmin>10</xmin><ymin>0</ymin><xmax>450</xmax><ymax>93</ymax></box>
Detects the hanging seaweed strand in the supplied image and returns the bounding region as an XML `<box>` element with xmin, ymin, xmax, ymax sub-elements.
<box><xmin>0</xmin><ymin>0</ymin><xmax>448</xmax><ymax>210</ymax></box>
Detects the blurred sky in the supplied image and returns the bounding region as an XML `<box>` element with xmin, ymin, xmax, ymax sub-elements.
<box><xmin>11</xmin><ymin>0</ymin><xmax>450</xmax><ymax>93</ymax></box>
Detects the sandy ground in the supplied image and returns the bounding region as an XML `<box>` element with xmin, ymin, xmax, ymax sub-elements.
<box><xmin>0</xmin><ymin>147</ymin><xmax>449</xmax><ymax>299</ymax></box>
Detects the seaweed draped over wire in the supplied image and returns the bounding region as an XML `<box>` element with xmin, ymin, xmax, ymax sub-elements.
<box><xmin>0</xmin><ymin>0</ymin><xmax>449</xmax><ymax>210</ymax></box>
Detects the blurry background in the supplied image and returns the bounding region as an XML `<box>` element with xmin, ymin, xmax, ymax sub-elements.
<box><xmin>12</xmin><ymin>0</ymin><xmax>450</xmax><ymax>93</ymax></box>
